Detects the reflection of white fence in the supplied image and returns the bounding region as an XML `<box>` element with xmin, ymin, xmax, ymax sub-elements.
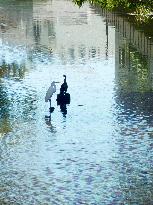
<box><xmin>94</xmin><ymin>6</ymin><xmax>153</xmax><ymax>58</ymax></box>
<box><xmin>89</xmin><ymin>7</ymin><xmax>153</xmax><ymax>92</ymax></box>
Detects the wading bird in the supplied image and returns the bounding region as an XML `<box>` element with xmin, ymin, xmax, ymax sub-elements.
<box><xmin>60</xmin><ymin>75</ymin><xmax>68</xmax><ymax>94</ymax></box>
<box><xmin>45</xmin><ymin>81</ymin><xmax>58</xmax><ymax>112</ymax></box>
<box><xmin>57</xmin><ymin>75</ymin><xmax>70</xmax><ymax>105</ymax></box>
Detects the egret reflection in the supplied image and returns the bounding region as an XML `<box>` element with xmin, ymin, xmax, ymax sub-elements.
<box><xmin>45</xmin><ymin>113</ymin><xmax>56</xmax><ymax>133</ymax></box>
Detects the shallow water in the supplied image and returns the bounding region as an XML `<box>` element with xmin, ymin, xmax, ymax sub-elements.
<box><xmin>0</xmin><ymin>0</ymin><xmax>153</xmax><ymax>204</ymax></box>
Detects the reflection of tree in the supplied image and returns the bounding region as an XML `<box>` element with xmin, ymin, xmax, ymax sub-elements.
<box><xmin>117</xmin><ymin>43</ymin><xmax>151</xmax><ymax>93</ymax></box>
<box><xmin>0</xmin><ymin>60</ymin><xmax>34</xmax><ymax>135</ymax></box>
<box><xmin>115</xmin><ymin>43</ymin><xmax>153</xmax><ymax>117</ymax></box>
<box><xmin>0</xmin><ymin>82</ymin><xmax>11</xmax><ymax>134</ymax></box>
<box><xmin>47</xmin><ymin>20</ymin><xmax>56</xmax><ymax>41</ymax></box>
<box><xmin>0</xmin><ymin>83</ymin><xmax>10</xmax><ymax>118</ymax></box>
<box><xmin>0</xmin><ymin>117</ymin><xmax>12</xmax><ymax>135</ymax></box>
<box><xmin>0</xmin><ymin>60</ymin><xmax>27</xmax><ymax>79</ymax></box>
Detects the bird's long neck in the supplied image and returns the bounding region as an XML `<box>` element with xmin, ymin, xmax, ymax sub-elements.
<box><xmin>64</xmin><ymin>76</ymin><xmax>66</xmax><ymax>83</ymax></box>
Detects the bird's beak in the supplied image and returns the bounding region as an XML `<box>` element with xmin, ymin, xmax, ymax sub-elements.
<box><xmin>54</xmin><ymin>81</ymin><xmax>60</xmax><ymax>83</ymax></box>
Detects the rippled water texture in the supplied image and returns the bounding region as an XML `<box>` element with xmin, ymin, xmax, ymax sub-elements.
<box><xmin>0</xmin><ymin>0</ymin><xmax>153</xmax><ymax>204</ymax></box>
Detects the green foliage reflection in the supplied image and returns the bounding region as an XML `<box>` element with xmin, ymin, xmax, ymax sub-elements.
<box><xmin>74</xmin><ymin>0</ymin><xmax>153</xmax><ymax>23</ymax></box>
<box><xmin>118</xmin><ymin>43</ymin><xmax>151</xmax><ymax>93</ymax></box>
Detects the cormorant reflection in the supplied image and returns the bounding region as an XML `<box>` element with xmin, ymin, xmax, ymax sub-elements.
<box><xmin>60</xmin><ymin>103</ymin><xmax>67</xmax><ymax>117</ymax></box>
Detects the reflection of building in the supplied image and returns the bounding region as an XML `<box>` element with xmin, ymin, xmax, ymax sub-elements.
<box><xmin>0</xmin><ymin>0</ymin><xmax>33</xmax><ymax>46</ymax></box>
<box><xmin>54</xmin><ymin>1</ymin><xmax>114</xmax><ymax>62</ymax></box>
<box><xmin>33</xmin><ymin>0</ymin><xmax>56</xmax><ymax>47</ymax></box>
<box><xmin>32</xmin><ymin>0</ymin><xmax>115</xmax><ymax>62</ymax></box>
<box><xmin>0</xmin><ymin>0</ymin><xmax>55</xmax><ymax>48</ymax></box>
<box><xmin>0</xmin><ymin>0</ymin><xmax>115</xmax><ymax>64</ymax></box>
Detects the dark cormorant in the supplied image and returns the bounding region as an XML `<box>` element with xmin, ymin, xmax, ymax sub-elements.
<box><xmin>57</xmin><ymin>75</ymin><xmax>70</xmax><ymax>105</ymax></box>
<box><xmin>60</xmin><ymin>75</ymin><xmax>68</xmax><ymax>94</ymax></box>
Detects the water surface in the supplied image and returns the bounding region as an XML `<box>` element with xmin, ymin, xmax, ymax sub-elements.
<box><xmin>0</xmin><ymin>0</ymin><xmax>153</xmax><ymax>204</ymax></box>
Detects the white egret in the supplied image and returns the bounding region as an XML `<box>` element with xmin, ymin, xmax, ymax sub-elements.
<box><xmin>45</xmin><ymin>81</ymin><xmax>59</xmax><ymax>112</ymax></box>
<box><xmin>45</xmin><ymin>81</ymin><xmax>56</xmax><ymax>102</ymax></box>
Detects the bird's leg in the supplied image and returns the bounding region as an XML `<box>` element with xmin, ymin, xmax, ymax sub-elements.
<box><xmin>49</xmin><ymin>99</ymin><xmax>55</xmax><ymax>113</ymax></box>
<box><xmin>49</xmin><ymin>99</ymin><xmax>51</xmax><ymax>109</ymax></box>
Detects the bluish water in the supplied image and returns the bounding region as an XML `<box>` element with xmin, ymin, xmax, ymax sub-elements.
<box><xmin>0</xmin><ymin>0</ymin><xmax>153</xmax><ymax>204</ymax></box>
